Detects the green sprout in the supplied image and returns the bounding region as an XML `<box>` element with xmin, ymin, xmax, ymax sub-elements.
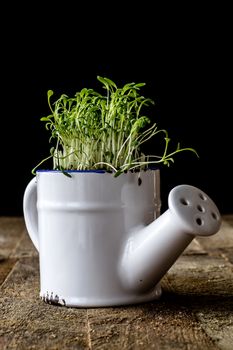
<box><xmin>32</xmin><ymin>76</ymin><xmax>198</xmax><ymax>176</ymax></box>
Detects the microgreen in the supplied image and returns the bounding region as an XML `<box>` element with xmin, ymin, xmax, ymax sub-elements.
<box><xmin>32</xmin><ymin>76</ymin><xmax>198</xmax><ymax>176</ymax></box>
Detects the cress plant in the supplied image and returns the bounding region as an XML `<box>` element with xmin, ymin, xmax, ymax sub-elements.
<box><xmin>33</xmin><ymin>76</ymin><xmax>197</xmax><ymax>176</ymax></box>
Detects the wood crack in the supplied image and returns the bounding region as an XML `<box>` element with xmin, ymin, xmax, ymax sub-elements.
<box><xmin>87</xmin><ymin>309</ymin><xmax>92</xmax><ymax>350</ymax></box>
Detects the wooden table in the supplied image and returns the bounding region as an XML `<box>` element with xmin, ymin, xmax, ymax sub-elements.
<box><xmin>1</xmin><ymin>216</ymin><xmax>233</xmax><ymax>349</ymax></box>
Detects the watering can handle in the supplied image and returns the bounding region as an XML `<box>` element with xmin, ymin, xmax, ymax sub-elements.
<box><xmin>23</xmin><ymin>177</ymin><xmax>39</xmax><ymax>251</ymax></box>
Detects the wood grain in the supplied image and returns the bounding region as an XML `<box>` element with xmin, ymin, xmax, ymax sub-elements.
<box><xmin>1</xmin><ymin>216</ymin><xmax>233</xmax><ymax>349</ymax></box>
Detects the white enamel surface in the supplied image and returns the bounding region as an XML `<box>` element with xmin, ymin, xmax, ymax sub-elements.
<box><xmin>119</xmin><ymin>184</ymin><xmax>221</xmax><ymax>292</ymax></box>
<box><xmin>23</xmin><ymin>170</ymin><xmax>161</xmax><ymax>307</ymax></box>
<box><xmin>168</xmin><ymin>184</ymin><xmax>221</xmax><ymax>236</ymax></box>
<box><xmin>23</xmin><ymin>177</ymin><xmax>39</xmax><ymax>251</ymax></box>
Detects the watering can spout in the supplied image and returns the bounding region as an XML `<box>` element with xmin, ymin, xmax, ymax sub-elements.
<box><xmin>119</xmin><ymin>184</ymin><xmax>221</xmax><ymax>293</ymax></box>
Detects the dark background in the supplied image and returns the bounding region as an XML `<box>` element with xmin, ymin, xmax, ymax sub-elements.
<box><xmin>0</xmin><ymin>3</ymin><xmax>232</xmax><ymax>216</ymax></box>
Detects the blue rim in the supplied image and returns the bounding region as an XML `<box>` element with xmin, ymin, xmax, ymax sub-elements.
<box><xmin>36</xmin><ymin>169</ymin><xmax>107</xmax><ymax>173</ymax></box>
<box><xmin>36</xmin><ymin>168</ymin><xmax>159</xmax><ymax>174</ymax></box>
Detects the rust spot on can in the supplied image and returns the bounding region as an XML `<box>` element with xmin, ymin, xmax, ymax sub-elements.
<box><xmin>41</xmin><ymin>292</ymin><xmax>66</xmax><ymax>307</ymax></box>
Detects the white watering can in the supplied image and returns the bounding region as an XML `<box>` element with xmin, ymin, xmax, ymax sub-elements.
<box><xmin>23</xmin><ymin>170</ymin><xmax>221</xmax><ymax>307</ymax></box>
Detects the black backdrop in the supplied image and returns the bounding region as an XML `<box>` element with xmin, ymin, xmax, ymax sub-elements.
<box><xmin>0</xmin><ymin>3</ymin><xmax>232</xmax><ymax>216</ymax></box>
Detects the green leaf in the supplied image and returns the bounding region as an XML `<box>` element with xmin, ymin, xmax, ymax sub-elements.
<box><xmin>97</xmin><ymin>76</ymin><xmax>108</xmax><ymax>86</ymax></box>
<box><xmin>47</xmin><ymin>90</ymin><xmax>54</xmax><ymax>113</ymax></box>
<box><xmin>47</xmin><ymin>90</ymin><xmax>54</xmax><ymax>99</ymax></box>
<box><xmin>102</xmin><ymin>77</ymin><xmax>117</xmax><ymax>89</ymax></box>
<box><xmin>134</xmin><ymin>83</ymin><xmax>146</xmax><ymax>89</ymax></box>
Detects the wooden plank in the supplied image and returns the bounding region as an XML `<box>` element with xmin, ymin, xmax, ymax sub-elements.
<box><xmin>185</xmin><ymin>216</ymin><xmax>233</xmax><ymax>350</ymax></box>
<box><xmin>161</xmin><ymin>254</ymin><xmax>233</xmax><ymax>296</ymax></box>
<box><xmin>194</xmin><ymin>297</ymin><xmax>233</xmax><ymax>350</ymax></box>
<box><xmin>161</xmin><ymin>251</ymin><xmax>233</xmax><ymax>349</ymax></box>
<box><xmin>0</xmin><ymin>258</ymin><xmax>17</xmax><ymax>286</ymax></box>
<box><xmin>222</xmin><ymin>247</ymin><xmax>233</xmax><ymax>264</ymax></box>
<box><xmin>183</xmin><ymin>238</ymin><xmax>208</xmax><ymax>255</ymax></box>
<box><xmin>0</xmin><ymin>253</ymin><xmax>219</xmax><ymax>349</ymax></box>
<box><xmin>220</xmin><ymin>214</ymin><xmax>233</xmax><ymax>225</ymax></box>
<box><xmin>87</xmin><ymin>303</ymin><xmax>219</xmax><ymax>349</ymax></box>
<box><xmin>0</xmin><ymin>217</ymin><xmax>25</xmax><ymax>258</ymax></box>
<box><xmin>11</xmin><ymin>229</ymin><xmax>38</xmax><ymax>258</ymax></box>
<box><xmin>1</xmin><ymin>215</ymin><xmax>233</xmax><ymax>349</ymax></box>
<box><xmin>196</xmin><ymin>216</ymin><xmax>233</xmax><ymax>251</ymax></box>
<box><xmin>0</xmin><ymin>257</ymin><xmax>89</xmax><ymax>350</ymax></box>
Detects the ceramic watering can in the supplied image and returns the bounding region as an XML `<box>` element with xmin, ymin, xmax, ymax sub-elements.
<box><xmin>23</xmin><ymin>170</ymin><xmax>221</xmax><ymax>307</ymax></box>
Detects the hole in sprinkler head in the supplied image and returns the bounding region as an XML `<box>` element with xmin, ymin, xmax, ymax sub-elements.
<box><xmin>212</xmin><ymin>212</ymin><xmax>218</xmax><ymax>220</ymax></box>
<box><xmin>199</xmin><ymin>193</ymin><xmax>207</xmax><ymax>200</ymax></box>
<box><xmin>196</xmin><ymin>217</ymin><xmax>203</xmax><ymax>226</ymax></box>
<box><xmin>180</xmin><ymin>198</ymin><xmax>188</xmax><ymax>205</ymax></box>
<box><xmin>197</xmin><ymin>204</ymin><xmax>205</xmax><ymax>212</ymax></box>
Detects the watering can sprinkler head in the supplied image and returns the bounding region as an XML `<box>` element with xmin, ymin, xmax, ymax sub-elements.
<box><xmin>168</xmin><ymin>184</ymin><xmax>221</xmax><ymax>236</ymax></box>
